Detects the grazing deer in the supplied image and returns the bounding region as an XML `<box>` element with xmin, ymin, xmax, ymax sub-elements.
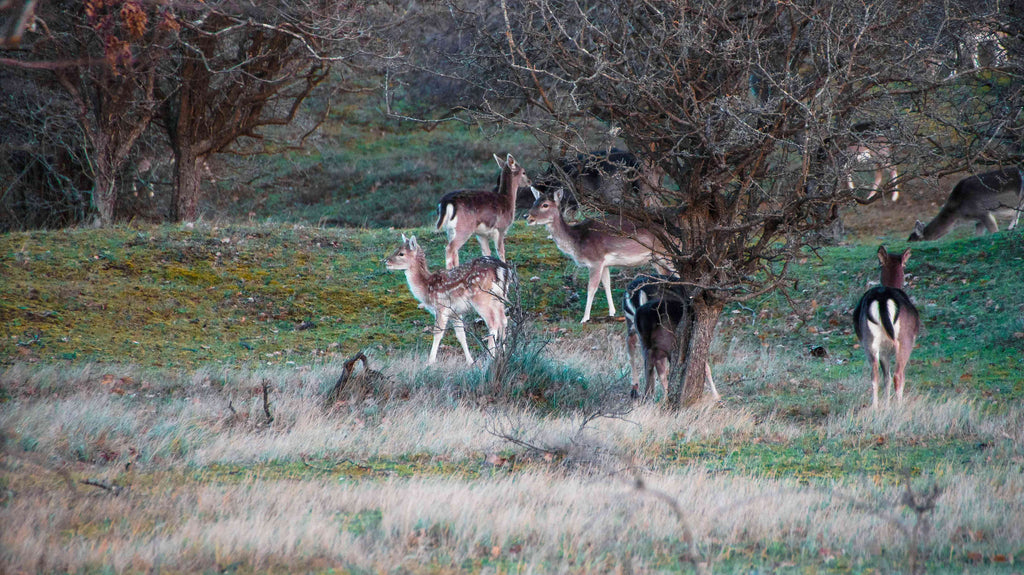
<box><xmin>908</xmin><ymin>167</ymin><xmax>1024</xmax><ymax>241</ymax></box>
<box><xmin>853</xmin><ymin>246</ymin><xmax>921</xmax><ymax>408</ymax></box>
<box><xmin>436</xmin><ymin>153</ymin><xmax>531</xmax><ymax>269</ymax></box>
<box><xmin>527</xmin><ymin>187</ymin><xmax>668</xmax><ymax>323</ymax></box>
<box><xmin>624</xmin><ymin>274</ymin><xmax>719</xmax><ymax>401</ymax></box>
<box><xmin>385</xmin><ymin>234</ymin><xmax>512</xmax><ymax>364</ymax></box>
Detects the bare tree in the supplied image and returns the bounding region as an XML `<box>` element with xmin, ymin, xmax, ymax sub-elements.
<box><xmin>157</xmin><ymin>0</ymin><xmax>396</xmax><ymax>222</ymax></box>
<box><xmin>449</xmin><ymin>0</ymin><xmax>1020</xmax><ymax>406</ymax></box>
<box><xmin>2</xmin><ymin>0</ymin><xmax>175</xmax><ymax>226</ymax></box>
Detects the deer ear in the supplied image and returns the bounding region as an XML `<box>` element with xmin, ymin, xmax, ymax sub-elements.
<box><xmin>901</xmin><ymin>249</ymin><xmax>912</xmax><ymax>264</ymax></box>
<box><xmin>408</xmin><ymin>235</ymin><xmax>418</xmax><ymax>250</ymax></box>
<box><xmin>554</xmin><ymin>188</ymin><xmax>564</xmax><ymax>204</ymax></box>
<box><xmin>506</xmin><ymin>154</ymin><xmax>516</xmax><ymax>168</ymax></box>
<box><xmin>401</xmin><ymin>233</ymin><xmax>408</xmax><ymax>243</ymax></box>
<box><xmin>531</xmin><ymin>186</ymin><xmax>542</xmax><ymax>200</ymax></box>
<box><xmin>877</xmin><ymin>245</ymin><xmax>888</xmax><ymax>265</ymax></box>
<box><xmin>493</xmin><ymin>153</ymin><xmax>504</xmax><ymax>168</ymax></box>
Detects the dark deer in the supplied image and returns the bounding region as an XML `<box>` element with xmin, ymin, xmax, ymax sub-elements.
<box><xmin>908</xmin><ymin>167</ymin><xmax>1024</xmax><ymax>241</ymax></box>
<box><xmin>522</xmin><ymin>148</ymin><xmax>665</xmax><ymax>213</ymax></box>
<box><xmin>624</xmin><ymin>274</ymin><xmax>718</xmax><ymax>401</ymax></box>
<box><xmin>436</xmin><ymin>153</ymin><xmax>531</xmax><ymax>269</ymax></box>
<box><xmin>526</xmin><ymin>187</ymin><xmax>668</xmax><ymax>323</ymax></box>
<box><xmin>385</xmin><ymin>234</ymin><xmax>512</xmax><ymax>364</ymax></box>
<box><xmin>853</xmin><ymin>246</ymin><xmax>921</xmax><ymax>407</ymax></box>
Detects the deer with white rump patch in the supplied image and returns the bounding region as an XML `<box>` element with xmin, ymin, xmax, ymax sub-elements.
<box><xmin>852</xmin><ymin>246</ymin><xmax>921</xmax><ymax>408</ymax></box>
<box><xmin>526</xmin><ymin>187</ymin><xmax>668</xmax><ymax>323</ymax></box>
<box><xmin>385</xmin><ymin>234</ymin><xmax>512</xmax><ymax>364</ymax></box>
<box><xmin>624</xmin><ymin>274</ymin><xmax>719</xmax><ymax>401</ymax></box>
<box><xmin>908</xmin><ymin>167</ymin><xmax>1024</xmax><ymax>241</ymax></box>
<box><xmin>436</xmin><ymin>153</ymin><xmax>531</xmax><ymax>269</ymax></box>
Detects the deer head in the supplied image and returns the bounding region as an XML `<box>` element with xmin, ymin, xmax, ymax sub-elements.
<box><xmin>385</xmin><ymin>234</ymin><xmax>422</xmax><ymax>271</ymax></box>
<box><xmin>526</xmin><ymin>187</ymin><xmax>562</xmax><ymax>226</ymax></box>
<box><xmin>877</xmin><ymin>245</ymin><xmax>910</xmax><ymax>288</ymax></box>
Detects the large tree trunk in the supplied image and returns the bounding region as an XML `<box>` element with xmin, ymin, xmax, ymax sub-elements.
<box><xmin>669</xmin><ymin>293</ymin><xmax>723</xmax><ymax>407</ymax></box>
<box><xmin>90</xmin><ymin>130</ymin><xmax>117</xmax><ymax>227</ymax></box>
<box><xmin>172</xmin><ymin>147</ymin><xmax>202</xmax><ymax>222</ymax></box>
<box><xmin>92</xmin><ymin>163</ymin><xmax>116</xmax><ymax>227</ymax></box>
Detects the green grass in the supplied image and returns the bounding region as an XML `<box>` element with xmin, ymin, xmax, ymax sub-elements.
<box><xmin>3</xmin><ymin>220</ymin><xmax>1024</xmax><ymax>573</ymax></box>
<box><xmin>208</xmin><ymin>98</ymin><xmax>547</xmax><ymax>228</ymax></box>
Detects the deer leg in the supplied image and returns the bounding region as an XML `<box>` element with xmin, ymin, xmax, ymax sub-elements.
<box><xmin>626</xmin><ymin>329</ymin><xmax>641</xmax><ymax>398</ymax></box>
<box><xmin>880</xmin><ymin>354</ymin><xmax>893</xmax><ymax>404</ymax></box>
<box><xmin>602</xmin><ymin>266</ymin><xmax>616</xmax><ymax>317</ymax></box>
<box><xmin>643</xmin><ymin>352</ymin><xmax>656</xmax><ymax>399</ymax></box>
<box><xmin>893</xmin><ymin>337</ymin><xmax>915</xmax><ymax>404</ymax></box>
<box><xmin>705</xmin><ymin>361</ymin><xmax>720</xmax><ymax>400</ymax></box>
<box><xmin>1008</xmin><ymin>193</ymin><xmax>1023</xmax><ymax>230</ymax></box>
<box><xmin>445</xmin><ymin>229</ymin><xmax>473</xmax><ymax>269</ymax></box>
<box><xmin>474</xmin><ymin>234</ymin><xmax>493</xmax><ymax>259</ymax></box>
<box><xmin>656</xmin><ymin>354</ymin><xmax>670</xmax><ymax>401</ymax></box>
<box><xmin>867</xmin><ymin>349</ymin><xmax>881</xmax><ymax>408</ymax></box>
<box><xmin>451</xmin><ymin>316</ymin><xmax>474</xmax><ymax>364</ymax></box>
<box><xmin>979</xmin><ymin>213</ymin><xmax>999</xmax><ymax>235</ymax></box>
<box><xmin>888</xmin><ymin>167</ymin><xmax>900</xmax><ymax>201</ymax></box>
<box><xmin>495</xmin><ymin>229</ymin><xmax>506</xmax><ymax>262</ymax></box>
<box><xmin>581</xmin><ymin>266</ymin><xmax>604</xmax><ymax>323</ymax></box>
<box><xmin>429</xmin><ymin>310</ymin><xmax>451</xmax><ymax>364</ymax></box>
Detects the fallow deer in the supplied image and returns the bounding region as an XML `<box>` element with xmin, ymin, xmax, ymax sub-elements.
<box><xmin>835</xmin><ymin>123</ymin><xmax>899</xmax><ymax>203</ymax></box>
<box><xmin>846</xmin><ymin>138</ymin><xmax>899</xmax><ymax>203</ymax></box>
<box><xmin>526</xmin><ymin>187</ymin><xmax>668</xmax><ymax>323</ymax></box>
<box><xmin>436</xmin><ymin>153</ymin><xmax>531</xmax><ymax>269</ymax></box>
<box><xmin>385</xmin><ymin>234</ymin><xmax>512</xmax><ymax>364</ymax></box>
<box><xmin>853</xmin><ymin>246</ymin><xmax>921</xmax><ymax>408</ymax></box>
<box><xmin>908</xmin><ymin>167</ymin><xmax>1024</xmax><ymax>241</ymax></box>
<box><xmin>623</xmin><ymin>274</ymin><xmax>718</xmax><ymax>401</ymax></box>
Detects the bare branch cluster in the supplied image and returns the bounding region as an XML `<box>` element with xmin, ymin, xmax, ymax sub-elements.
<box><xmin>432</xmin><ymin>0</ymin><xmax>1022</xmax><ymax>404</ymax></box>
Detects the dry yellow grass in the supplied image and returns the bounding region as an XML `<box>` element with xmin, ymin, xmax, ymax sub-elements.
<box><xmin>2</xmin><ymin>464</ymin><xmax>1022</xmax><ymax>572</ymax></box>
<box><xmin>3</xmin><ymin>337</ymin><xmax>1022</xmax><ymax>572</ymax></box>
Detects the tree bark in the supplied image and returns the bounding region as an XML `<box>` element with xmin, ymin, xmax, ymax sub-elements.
<box><xmin>670</xmin><ymin>293</ymin><xmax>723</xmax><ymax>408</ymax></box>
<box><xmin>172</xmin><ymin>147</ymin><xmax>202</xmax><ymax>222</ymax></box>
<box><xmin>92</xmin><ymin>159</ymin><xmax>116</xmax><ymax>227</ymax></box>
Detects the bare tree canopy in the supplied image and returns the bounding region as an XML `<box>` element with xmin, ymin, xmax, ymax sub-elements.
<box><xmin>443</xmin><ymin>0</ymin><xmax>1022</xmax><ymax>405</ymax></box>
<box><xmin>159</xmin><ymin>0</ymin><xmax>390</xmax><ymax>222</ymax></box>
<box><xmin>2</xmin><ymin>0</ymin><xmax>405</xmax><ymax>225</ymax></box>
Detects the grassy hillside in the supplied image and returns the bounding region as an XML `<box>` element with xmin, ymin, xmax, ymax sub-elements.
<box><xmin>2</xmin><ymin>215</ymin><xmax>1024</xmax><ymax>572</ymax></box>
<box><xmin>2</xmin><ymin>220</ymin><xmax>1021</xmax><ymax>404</ymax></box>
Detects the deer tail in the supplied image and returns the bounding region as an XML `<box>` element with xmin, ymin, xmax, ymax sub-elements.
<box><xmin>878</xmin><ymin>297</ymin><xmax>899</xmax><ymax>341</ymax></box>
<box><xmin>436</xmin><ymin>201</ymin><xmax>455</xmax><ymax>230</ymax></box>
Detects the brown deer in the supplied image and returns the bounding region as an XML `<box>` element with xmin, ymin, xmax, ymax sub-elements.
<box><xmin>436</xmin><ymin>153</ymin><xmax>531</xmax><ymax>269</ymax></box>
<box><xmin>908</xmin><ymin>167</ymin><xmax>1024</xmax><ymax>241</ymax></box>
<box><xmin>385</xmin><ymin>234</ymin><xmax>512</xmax><ymax>364</ymax></box>
<box><xmin>625</xmin><ymin>276</ymin><xmax>719</xmax><ymax>401</ymax></box>
<box><xmin>846</xmin><ymin>139</ymin><xmax>900</xmax><ymax>203</ymax></box>
<box><xmin>526</xmin><ymin>187</ymin><xmax>668</xmax><ymax>323</ymax></box>
<box><xmin>853</xmin><ymin>246</ymin><xmax>921</xmax><ymax>408</ymax></box>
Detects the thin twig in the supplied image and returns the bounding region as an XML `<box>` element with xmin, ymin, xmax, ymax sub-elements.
<box><xmin>261</xmin><ymin>379</ymin><xmax>273</xmax><ymax>424</ymax></box>
<box><xmin>80</xmin><ymin>478</ymin><xmax>124</xmax><ymax>495</ymax></box>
